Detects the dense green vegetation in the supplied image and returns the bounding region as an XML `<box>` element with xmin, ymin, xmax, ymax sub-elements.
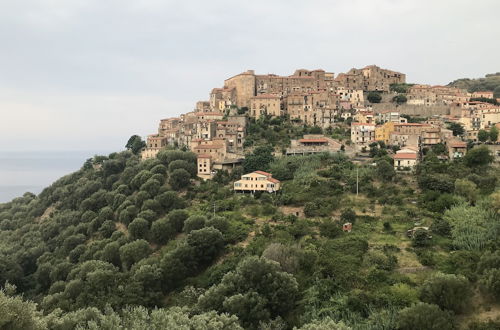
<box><xmin>448</xmin><ymin>72</ymin><xmax>500</xmax><ymax>98</ymax></box>
<box><xmin>1</xmin><ymin>128</ymin><xmax>499</xmax><ymax>329</ymax></box>
<box><xmin>367</xmin><ymin>92</ymin><xmax>382</xmax><ymax>103</ymax></box>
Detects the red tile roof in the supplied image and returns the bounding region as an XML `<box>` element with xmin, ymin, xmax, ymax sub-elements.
<box><xmin>254</xmin><ymin>170</ymin><xmax>272</xmax><ymax>176</ymax></box>
<box><xmin>194</xmin><ymin>145</ymin><xmax>223</xmax><ymax>149</ymax></box>
<box><xmin>298</xmin><ymin>138</ymin><xmax>328</xmax><ymax>143</ymax></box>
<box><xmin>394</xmin><ymin>123</ymin><xmax>430</xmax><ymax>126</ymax></box>
<box><xmin>351</xmin><ymin>123</ymin><xmax>375</xmax><ymax>126</ymax></box>
<box><xmin>195</xmin><ymin>112</ymin><xmax>223</xmax><ymax>116</ymax></box>
<box><xmin>197</xmin><ymin>154</ymin><xmax>212</xmax><ymax>159</ymax></box>
<box><xmin>268</xmin><ymin>178</ymin><xmax>280</xmax><ymax>184</ymax></box>
<box><xmin>448</xmin><ymin>141</ymin><xmax>467</xmax><ymax>148</ymax></box>
<box><xmin>393</xmin><ymin>153</ymin><xmax>418</xmax><ymax>160</ymax></box>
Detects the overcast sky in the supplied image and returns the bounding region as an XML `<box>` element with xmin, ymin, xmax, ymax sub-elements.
<box><xmin>1</xmin><ymin>0</ymin><xmax>499</xmax><ymax>152</ymax></box>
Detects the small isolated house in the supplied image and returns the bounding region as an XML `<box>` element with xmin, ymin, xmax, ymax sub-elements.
<box><xmin>343</xmin><ymin>222</ymin><xmax>352</xmax><ymax>232</ymax></box>
<box><xmin>233</xmin><ymin>171</ymin><xmax>280</xmax><ymax>193</ymax></box>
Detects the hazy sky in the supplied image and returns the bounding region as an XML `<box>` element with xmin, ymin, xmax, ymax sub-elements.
<box><xmin>1</xmin><ymin>0</ymin><xmax>499</xmax><ymax>152</ymax></box>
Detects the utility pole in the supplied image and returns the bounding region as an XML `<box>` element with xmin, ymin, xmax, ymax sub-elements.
<box><xmin>213</xmin><ymin>201</ymin><xmax>216</xmax><ymax>217</ymax></box>
<box><xmin>356</xmin><ymin>166</ymin><xmax>359</xmax><ymax>196</ymax></box>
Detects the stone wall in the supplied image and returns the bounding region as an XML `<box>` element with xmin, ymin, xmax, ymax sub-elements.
<box><xmin>371</xmin><ymin>103</ymin><xmax>453</xmax><ymax>117</ymax></box>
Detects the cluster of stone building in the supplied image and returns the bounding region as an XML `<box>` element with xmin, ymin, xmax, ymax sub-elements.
<box><xmin>143</xmin><ymin>110</ymin><xmax>247</xmax><ymax>180</ymax></box>
<box><xmin>142</xmin><ymin>65</ymin><xmax>405</xmax><ymax>178</ymax></box>
<box><xmin>407</xmin><ymin>86</ymin><xmax>496</xmax><ymax>107</ymax></box>
<box><xmin>349</xmin><ymin>104</ymin><xmax>500</xmax><ymax>170</ymax></box>
<box><xmin>141</xmin><ymin>64</ymin><xmax>499</xmax><ymax>176</ymax></box>
<box><xmin>220</xmin><ymin>65</ymin><xmax>404</xmax><ymax>126</ymax></box>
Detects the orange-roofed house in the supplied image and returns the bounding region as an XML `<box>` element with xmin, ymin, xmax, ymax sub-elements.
<box><xmin>286</xmin><ymin>134</ymin><xmax>342</xmax><ymax>155</ymax></box>
<box><xmin>393</xmin><ymin>153</ymin><xmax>418</xmax><ymax>171</ymax></box>
<box><xmin>447</xmin><ymin>140</ymin><xmax>467</xmax><ymax>160</ymax></box>
<box><xmin>234</xmin><ymin>171</ymin><xmax>281</xmax><ymax>193</ymax></box>
<box><xmin>472</xmin><ymin>91</ymin><xmax>494</xmax><ymax>99</ymax></box>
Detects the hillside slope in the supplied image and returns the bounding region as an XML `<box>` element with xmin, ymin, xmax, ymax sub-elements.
<box><xmin>0</xmin><ymin>128</ymin><xmax>499</xmax><ymax>329</ymax></box>
<box><xmin>448</xmin><ymin>73</ymin><xmax>500</xmax><ymax>97</ymax></box>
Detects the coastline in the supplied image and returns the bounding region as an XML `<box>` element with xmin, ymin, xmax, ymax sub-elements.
<box><xmin>0</xmin><ymin>150</ymin><xmax>113</xmax><ymax>203</ymax></box>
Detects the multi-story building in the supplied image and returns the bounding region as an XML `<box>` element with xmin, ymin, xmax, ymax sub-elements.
<box><xmin>375</xmin><ymin>122</ymin><xmax>395</xmax><ymax>144</ymax></box>
<box><xmin>472</xmin><ymin>91</ymin><xmax>494</xmax><ymax>99</ymax></box>
<box><xmin>354</xmin><ymin>110</ymin><xmax>374</xmax><ymax>124</ymax></box>
<box><xmin>393</xmin><ymin>153</ymin><xmax>418</xmax><ymax>170</ymax></box>
<box><xmin>283</xmin><ymin>90</ymin><xmax>338</xmax><ymax>127</ymax></box>
<box><xmin>249</xmin><ymin>94</ymin><xmax>281</xmax><ymax>118</ymax></box>
<box><xmin>394</xmin><ymin>123</ymin><xmax>431</xmax><ymax>135</ymax></box>
<box><xmin>140</xmin><ymin>134</ymin><xmax>168</xmax><ymax>159</ymax></box>
<box><xmin>233</xmin><ymin>171</ymin><xmax>281</xmax><ymax>193</ymax></box>
<box><xmin>351</xmin><ymin>123</ymin><xmax>375</xmax><ymax>146</ymax></box>
<box><xmin>407</xmin><ymin>85</ymin><xmax>469</xmax><ymax>106</ymax></box>
<box><xmin>210</xmin><ymin>87</ymin><xmax>236</xmax><ymax>111</ymax></box>
<box><xmin>335</xmin><ymin>65</ymin><xmax>406</xmax><ymax>92</ymax></box>
<box><xmin>376</xmin><ymin>111</ymin><xmax>407</xmax><ymax>124</ymax></box>
<box><xmin>224</xmin><ymin>69</ymin><xmax>335</xmax><ymax>109</ymax></box>
<box><xmin>335</xmin><ymin>86</ymin><xmax>364</xmax><ymax>107</ymax></box>
<box><xmin>447</xmin><ymin>140</ymin><xmax>467</xmax><ymax>160</ymax></box>
<box><xmin>421</xmin><ymin>128</ymin><xmax>441</xmax><ymax>147</ymax></box>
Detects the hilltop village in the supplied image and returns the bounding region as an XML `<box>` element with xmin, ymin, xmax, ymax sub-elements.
<box><xmin>1</xmin><ymin>67</ymin><xmax>499</xmax><ymax>329</ymax></box>
<box><xmin>141</xmin><ymin>65</ymin><xmax>500</xmax><ymax>180</ymax></box>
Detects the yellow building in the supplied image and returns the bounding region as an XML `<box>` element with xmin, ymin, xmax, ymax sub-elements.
<box><xmin>354</xmin><ymin>111</ymin><xmax>374</xmax><ymax>124</ymax></box>
<box><xmin>233</xmin><ymin>171</ymin><xmax>281</xmax><ymax>193</ymax></box>
<box><xmin>249</xmin><ymin>94</ymin><xmax>281</xmax><ymax>118</ymax></box>
<box><xmin>375</xmin><ymin>122</ymin><xmax>395</xmax><ymax>144</ymax></box>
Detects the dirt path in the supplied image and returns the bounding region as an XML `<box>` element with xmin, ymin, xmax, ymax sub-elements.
<box><xmin>115</xmin><ymin>222</ymin><xmax>129</xmax><ymax>236</ymax></box>
<box><xmin>35</xmin><ymin>205</ymin><xmax>55</xmax><ymax>223</ymax></box>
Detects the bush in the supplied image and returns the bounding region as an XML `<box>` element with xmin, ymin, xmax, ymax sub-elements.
<box><xmin>119</xmin><ymin>240</ymin><xmax>152</xmax><ymax>270</ymax></box>
<box><xmin>151</xmin><ymin>218</ymin><xmax>177</xmax><ymax>245</ymax></box>
<box><xmin>479</xmin><ymin>268</ymin><xmax>500</xmax><ymax>301</ymax></box>
<box><xmin>367</xmin><ymin>92</ymin><xmax>382</xmax><ymax>103</ymax></box>
<box><xmin>340</xmin><ymin>209</ymin><xmax>356</xmax><ymax>224</ymax></box>
<box><xmin>398</xmin><ymin>303</ymin><xmax>455</xmax><ymax>330</ymax></box>
<box><xmin>319</xmin><ymin>220</ymin><xmax>342</xmax><ymax>238</ymax></box>
<box><xmin>168</xmin><ymin>160</ymin><xmax>196</xmax><ymax>177</ymax></box>
<box><xmin>128</xmin><ymin>218</ymin><xmax>150</xmax><ymax>240</ymax></box>
<box><xmin>169</xmin><ymin>169</ymin><xmax>191</xmax><ymax>190</ymax></box>
<box><xmin>420</xmin><ymin>273</ymin><xmax>472</xmax><ymax>313</ymax></box>
<box><xmin>183</xmin><ymin>215</ymin><xmax>207</xmax><ymax>233</ymax></box>
<box><xmin>167</xmin><ymin>209</ymin><xmax>189</xmax><ymax>232</ymax></box>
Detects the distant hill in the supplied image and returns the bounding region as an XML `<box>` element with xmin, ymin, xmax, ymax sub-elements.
<box><xmin>448</xmin><ymin>72</ymin><xmax>500</xmax><ymax>97</ymax></box>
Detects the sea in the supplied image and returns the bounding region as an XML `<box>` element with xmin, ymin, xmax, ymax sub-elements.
<box><xmin>0</xmin><ymin>151</ymin><xmax>112</xmax><ymax>203</ymax></box>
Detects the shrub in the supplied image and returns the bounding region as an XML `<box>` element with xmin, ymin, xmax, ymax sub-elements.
<box><xmin>169</xmin><ymin>169</ymin><xmax>191</xmax><ymax>190</ymax></box>
<box><xmin>151</xmin><ymin>218</ymin><xmax>176</xmax><ymax>245</ymax></box>
<box><xmin>420</xmin><ymin>273</ymin><xmax>472</xmax><ymax>313</ymax></box>
<box><xmin>183</xmin><ymin>215</ymin><xmax>207</xmax><ymax>233</ymax></box>
<box><xmin>128</xmin><ymin>218</ymin><xmax>150</xmax><ymax>240</ymax></box>
<box><xmin>397</xmin><ymin>303</ymin><xmax>455</xmax><ymax>330</ymax></box>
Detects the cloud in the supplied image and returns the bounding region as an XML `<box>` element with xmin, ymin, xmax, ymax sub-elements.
<box><xmin>0</xmin><ymin>0</ymin><xmax>499</xmax><ymax>151</ymax></box>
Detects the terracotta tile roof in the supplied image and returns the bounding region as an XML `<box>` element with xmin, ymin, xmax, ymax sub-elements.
<box><xmin>298</xmin><ymin>138</ymin><xmax>328</xmax><ymax>143</ymax></box>
<box><xmin>393</xmin><ymin>153</ymin><xmax>418</xmax><ymax>160</ymax></box>
<box><xmin>254</xmin><ymin>170</ymin><xmax>272</xmax><ymax>176</ymax></box>
<box><xmin>195</xmin><ymin>112</ymin><xmax>223</xmax><ymax>116</ymax></box>
<box><xmin>394</xmin><ymin>123</ymin><xmax>430</xmax><ymax>126</ymax></box>
<box><xmin>448</xmin><ymin>141</ymin><xmax>467</xmax><ymax>148</ymax></box>
<box><xmin>194</xmin><ymin>145</ymin><xmax>223</xmax><ymax>149</ymax></box>
<box><xmin>268</xmin><ymin>177</ymin><xmax>280</xmax><ymax>184</ymax></box>
<box><xmin>197</xmin><ymin>154</ymin><xmax>212</xmax><ymax>159</ymax></box>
